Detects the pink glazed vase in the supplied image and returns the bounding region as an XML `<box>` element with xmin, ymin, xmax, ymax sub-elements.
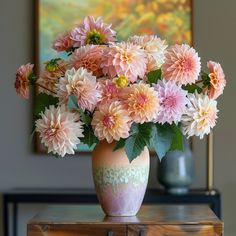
<box><xmin>92</xmin><ymin>141</ymin><xmax>150</xmax><ymax>216</ymax></box>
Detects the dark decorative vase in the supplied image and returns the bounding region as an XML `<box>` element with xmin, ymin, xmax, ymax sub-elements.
<box><xmin>158</xmin><ymin>139</ymin><xmax>194</xmax><ymax>194</ymax></box>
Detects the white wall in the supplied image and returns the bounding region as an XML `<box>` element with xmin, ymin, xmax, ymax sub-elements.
<box><xmin>0</xmin><ymin>0</ymin><xmax>236</xmax><ymax>235</ymax></box>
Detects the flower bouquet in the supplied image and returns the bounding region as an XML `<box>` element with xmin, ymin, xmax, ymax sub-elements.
<box><xmin>14</xmin><ymin>16</ymin><xmax>226</xmax><ymax>216</ymax></box>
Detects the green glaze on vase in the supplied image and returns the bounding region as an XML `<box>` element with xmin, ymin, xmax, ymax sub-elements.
<box><xmin>92</xmin><ymin>141</ymin><xmax>150</xmax><ymax>216</ymax></box>
<box><xmin>158</xmin><ymin>139</ymin><xmax>194</xmax><ymax>194</ymax></box>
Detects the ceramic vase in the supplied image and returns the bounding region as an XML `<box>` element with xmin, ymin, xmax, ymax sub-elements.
<box><xmin>158</xmin><ymin>139</ymin><xmax>194</xmax><ymax>194</ymax></box>
<box><xmin>92</xmin><ymin>141</ymin><xmax>150</xmax><ymax>216</ymax></box>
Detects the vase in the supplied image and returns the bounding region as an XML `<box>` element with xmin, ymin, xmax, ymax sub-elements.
<box><xmin>157</xmin><ymin>139</ymin><xmax>194</xmax><ymax>194</ymax></box>
<box><xmin>92</xmin><ymin>141</ymin><xmax>150</xmax><ymax>216</ymax></box>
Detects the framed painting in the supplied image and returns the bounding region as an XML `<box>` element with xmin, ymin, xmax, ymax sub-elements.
<box><xmin>34</xmin><ymin>0</ymin><xmax>193</xmax><ymax>153</ymax></box>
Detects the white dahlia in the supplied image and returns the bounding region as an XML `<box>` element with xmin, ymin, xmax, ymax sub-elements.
<box><xmin>128</xmin><ymin>35</ymin><xmax>167</xmax><ymax>71</ymax></box>
<box><xmin>182</xmin><ymin>93</ymin><xmax>218</xmax><ymax>139</ymax></box>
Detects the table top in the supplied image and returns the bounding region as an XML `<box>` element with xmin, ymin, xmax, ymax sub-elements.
<box><xmin>4</xmin><ymin>188</ymin><xmax>220</xmax><ymax>195</ymax></box>
<box><xmin>29</xmin><ymin>204</ymin><xmax>221</xmax><ymax>225</ymax></box>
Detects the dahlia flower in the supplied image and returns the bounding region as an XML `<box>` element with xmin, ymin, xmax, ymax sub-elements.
<box><xmin>123</xmin><ymin>83</ymin><xmax>160</xmax><ymax>123</ymax></box>
<box><xmin>71</xmin><ymin>16</ymin><xmax>116</xmax><ymax>47</ymax></box>
<box><xmin>70</xmin><ymin>45</ymin><xmax>104</xmax><ymax>77</ymax></box>
<box><xmin>182</xmin><ymin>93</ymin><xmax>218</xmax><ymax>139</ymax></box>
<box><xmin>15</xmin><ymin>63</ymin><xmax>34</xmax><ymax>99</ymax></box>
<box><xmin>56</xmin><ymin>67</ymin><xmax>101</xmax><ymax>112</ymax></box>
<box><xmin>35</xmin><ymin>105</ymin><xmax>84</xmax><ymax>157</ymax></box>
<box><xmin>52</xmin><ymin>31</ymin><xmax>73</xmax><ymax>52</ymax></box>
<box><xmin>98</xmin><ymin>79</ymin><xmax>120</xmax><ymax>105</ymax></box>
<box><xmin>205</xmin><ymin>61</ymin><xmax>226</xmax><ymax>99</ymax></box>
<box><xmin>113</xmin><ymin>75</ymin><xmax>129</xmax><ymax>88</ymax></box>
<box><xmin>102</xmin><ymin>42</ymin><xmax>147</xmax><ymax>83</ymax></box>
<box><xmin>128</xmin><ymin>35</ymin><xmax>167</xmax><ymax>71</ymax></box>
<box><xmin>38</xmin><ymin>59</ymin><xmax>68</xmax><ymax>95</ymax></box>
<box><xmin>154</xmin><ymin>80</ymin><xmax>188</xmax><ymax>124</ymax></box>
<box><xmin>92</xmin><ymin>101</ymin><xmax>131</xmax><ymax>143</ymax></box>
<box><xmin>162</xmin><ymin>44</ymin><xmax>201</xmax><ymax>85</ymax></box>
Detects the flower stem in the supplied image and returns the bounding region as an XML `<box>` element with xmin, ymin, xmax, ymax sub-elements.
<box><xmin>196</xmin><ymin>79</ymin><xmax>203</xmax><ymax>84</ymax></box>
<box><xmin>35</xmin><ymin>82</ymin><xmax>57</xmax><ymax>95</ymax></box>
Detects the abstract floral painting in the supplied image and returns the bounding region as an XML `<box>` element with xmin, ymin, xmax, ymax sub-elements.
<box><xmin>36</xmin><ymin>0</ymin><xmax>192</xmax><ymax>153</ymax></box>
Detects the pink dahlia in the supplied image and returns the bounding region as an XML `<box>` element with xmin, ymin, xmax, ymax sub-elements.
<box><xmin>154</xmin><ymin>80</ymin><xmax>188</xmax><ymax>124</ymax></box>
<box><xmin>182</xmin><ymin>93</ymin><xmax>218</xmax><ymax>139</ymax></box>
<box><xmin>70</xmin><ymin>45</ymin><xmax>105</xmax><ymax>77</ymax></box>
<box><xmin>92</xmin><ymin>101</ymin><xmax>131</xmax><ymax>143</ymax></box>
<box><xmin>52</xmin><ymin>31</ymin><xmax>73</xmax><ymax>52</ymax></box>
<box><xmin>35</xmin><ymin>105</ymin><xmax>84</xmax><ymax>157</ymax></box>
<box><xmin>56</xmin><ymin>67</ymin><xmax>101</xmax><ymax>112</ymax></box>
<box><xmin>162</xmin><ymin>44</ymin><xmax>201</xmax><ymax>85</ymax></box>
<box><xmin>123</xmin><ymin>83</ymin><xmax>160</xmax><ymax>123</ymax></box>
<box><xmin>15</xmin><ymin>63</ymin><xmax>34</xmax><ymax>99</ymax></box>
<box><xmin>205</xmin><ymin>61</ymin><xmax>226</xmax><ymax>99</ymax></box>
<box><xmin>102</xmin><ymin>42</ymin><xmax>147</xmax><ymax>83</ymax></box>
<box><xmin>71</xmin><ymin>16</ymin><xmax>116</xmax><ymax>47</ymax></box>
<box><xmin>98</xmin><ymin>79</ymin><xmax>120</xmax><ymax>105</ymax></box>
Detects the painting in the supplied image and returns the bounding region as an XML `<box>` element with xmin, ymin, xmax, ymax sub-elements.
<box><xmin>35</xmin><ymin>0</ymin><xmax>193</xmax><ymax>153</ymax></box>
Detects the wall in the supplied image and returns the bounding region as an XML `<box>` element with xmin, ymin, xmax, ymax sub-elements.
<box><xmin>0</xmin><ymin>0</ymin><xmax>236</xmax><ymax>235</ymax></box>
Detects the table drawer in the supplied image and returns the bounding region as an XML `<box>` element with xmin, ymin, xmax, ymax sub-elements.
<box><xmin>128</xmin><ymin>224</ymin><xmax>223</xmax><ymax>236</ymax></box>
<box><xmin>28</xmin><ymin>224</ymin><xmax>126</xmax><ymax>236</ymax></box>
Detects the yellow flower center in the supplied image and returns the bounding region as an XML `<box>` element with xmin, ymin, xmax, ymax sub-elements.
<box><xmin>113</xmin><ymin>75</ymin><xmax>129</xmax><ymax>88</ymax></box>
<box><xmin>86</xmin><ymin>30</ymin><xmax>104</xmax><ymax>45</ymax></box>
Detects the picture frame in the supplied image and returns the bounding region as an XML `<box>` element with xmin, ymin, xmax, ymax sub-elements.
<box><xmin>34</xmin><ymin>0</ymin><xmax>193</xmax><ymax>154</ymax></box>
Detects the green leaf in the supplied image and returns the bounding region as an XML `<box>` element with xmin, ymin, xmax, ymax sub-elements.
<box><xmin>35</xmin><ymin>93</ymin><xmax>58</xmax><ymax>117</ymax></box>
<box><xmin>147</xmin><ymin>69</ymin><xmax>162</xmax><ymax>84</ymax></box>
<box><xmin>150</xmin><ymin>123</ymin><xmax>174</xmax><ymax>161</ymax></box>
<box><xmin>182</xmin><ymin>84</ymin><xmax>202</xmax><ymax>93</ymax></box>
<box><xmin>28</xmin><ymin>73</ymin><xmax>37</xmax><ymax>85</ymax></box>
<box><xmin>45</xmin><ymin>58</ymin><xmax>61</xmax><ymax>72</ymax></box>
<box><xmin>113</xmin><ymin>138</ymin><xmax>126</xmax><ymax>151</ymax></box>
<box><xmin>124</xmin><ymin>123</ymin><xmax>153</xmax><ymax>162</ymax></box>
<box><xmin>202</xmin><ymin>74</ymin><xmax>211</xmax><ymax>89</ymax></box>
<box><xmin>80</xmin><ymin>125</ymin><xmax>99</xmax><ymax>148</ymax></box>
<box><xmin>77</xmin><ymin>108</ymin><xmax>92</xmax><ymax>125</ymax></box>
<box><xmin>68</xmin><ymin>95</ymin><xmax>78</xmax><ymax>110</ymax></box>
<box><xmin>170</xmin><ymin>124</ymin><xmax>184</xmax><ymax>151</ymax></box>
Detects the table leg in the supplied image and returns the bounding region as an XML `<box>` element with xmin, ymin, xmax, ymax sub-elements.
<box><xmin>13</xmin><ymin>202</ymin><xmax>17</xmax><ymax>236</ymax></box>
<box><xmin>3</xmin><ymin>195</ymin><xmax>9</xmax><ymax>236</ymax></box>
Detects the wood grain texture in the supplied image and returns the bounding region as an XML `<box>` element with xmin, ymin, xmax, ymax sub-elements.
<box><xmin>128</xmin><ymin>224</ymin><xmax>223</xmax><ymax>236</ymax></box>
<box><xmin>28</xmin><ymin>204</ymin><xmax>221</xmax><ymax>225</ymax></box>
<box><xmin>28</xmin><ymin>224</ymin><xmax>126</xmax><ymax>236</ymax></box>
<box><xmin>27</xmin><ymin>204</ymin><xmax>223</xmax><ymax>236</ymax></box>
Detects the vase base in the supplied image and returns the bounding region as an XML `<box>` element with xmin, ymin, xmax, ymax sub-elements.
<box><xmin>106</xmin><ymin>213</ymin><xmax>137</xmax><ymax>217</ymax></box>
<box><xmin>166</xmin><ymin>187</ymin><xmax>189</xmax><ymax>195</ymax></box>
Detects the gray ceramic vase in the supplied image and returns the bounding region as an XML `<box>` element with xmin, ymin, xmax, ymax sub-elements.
<box><xmin>158</xmin><ymin>139</ymin><xmax>194</xmax><ymax>194</ymax></box>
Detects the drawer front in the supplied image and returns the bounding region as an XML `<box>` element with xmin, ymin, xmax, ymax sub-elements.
<box><xmin>28</xmin><ymin>224</ymin><xmax>126</xmax><ymax>236</ymax></box>
<box><xmin>128</xmin><ymin>224</ymin><xmax>223</xmax><ymax>236</ymax></box>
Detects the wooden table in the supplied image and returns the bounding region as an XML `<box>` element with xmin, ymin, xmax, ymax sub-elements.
<box><xmin>3</xmin><ymin>188</ymin><xmax>222</xmax><ymax>236</ymax></box>
<box><xmin>27</xmin><ymin>204</ymin><xmax>223</xmax><ymax>236</ymax></box>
